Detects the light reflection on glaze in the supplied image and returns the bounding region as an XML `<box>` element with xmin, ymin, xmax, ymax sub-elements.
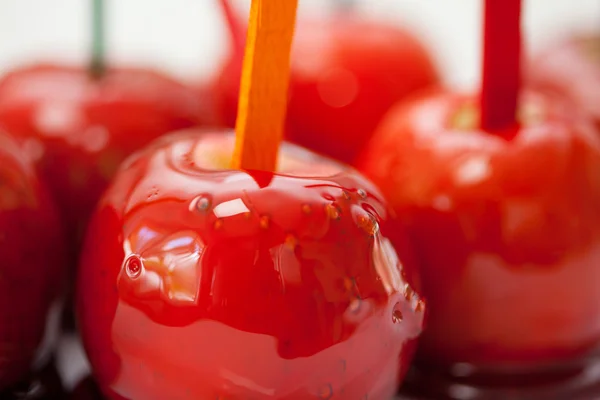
<box><xmin>119</xmin><ymin>231</ymin><xmax>204</xmax><ymax>306</ymax></box>
<box><xmin>77</xmin><ymin>131</ymin><xmax>425</xmax><ymax>400</ymax></box>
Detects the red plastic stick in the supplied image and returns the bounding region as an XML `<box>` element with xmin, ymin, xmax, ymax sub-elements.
<box><xmin>480</xmin><ymin>0</ymin><xmax>522</xmax><ymax>133</ymax></box>
<box><xmin>218</xmin><ymin>0</ymin><xmax>246</xmax><ymax>57</ymax></box>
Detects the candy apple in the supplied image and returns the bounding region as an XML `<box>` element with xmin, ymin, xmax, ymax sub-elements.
<box><xmin>212</xmin><ymin>10</ymin><xmax>439</xmax><ymax>164</ymax></box>
<box><xmin>529</xmin><ymin>33</ymin><xmax>600</xmax><ymax>131</ymax></box>
<box><xmin>0</xmin><ymin>131</ymin><xmax>67</xmax><ymax>390</ymax></box>
<box><xmin>76</xmin><ymin>130</ymin><xmax>425</xmax><ymax>400</ymax></box>
<box><xmin>0</xmin><ymin>64</ymin><xmax>206</xmax><ymax>260</ymax></box>
<box><xmin>358</xmin><ymin>88</ymin><xmax>600</xmax><ymax>375</ymax></box>
<box><xmin>359</xmin><ymin>0</ymin><xmax>600</xmax><ymax>381</ymax></box>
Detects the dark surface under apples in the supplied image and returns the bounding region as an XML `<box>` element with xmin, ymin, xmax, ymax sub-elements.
<box><xmin>4</xmin><ymin>335</ymin><xmax>600</xmax><ymax>399</ymax></box>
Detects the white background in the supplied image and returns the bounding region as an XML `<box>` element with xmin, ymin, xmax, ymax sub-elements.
<box><xmin>0</xmin><ymin>0</ymin><xmax>597</xmax><ymax>91</ymax></box>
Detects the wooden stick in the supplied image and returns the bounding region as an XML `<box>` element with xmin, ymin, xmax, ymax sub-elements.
<box><xmin>480</xmin><ymin>0</ymin><xmax>522</xmax><ymax>133</ymax></box>
<box><xmin>231</xmin><ymin>0</ymin><xmax>298</xmax><ymax>171</ymax></box>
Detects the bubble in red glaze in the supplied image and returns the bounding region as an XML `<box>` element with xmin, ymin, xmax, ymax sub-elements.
<box><xmin>123</xmin><ymin>254</ymin><xmax>143</xmax><ymax>279</ymax></box>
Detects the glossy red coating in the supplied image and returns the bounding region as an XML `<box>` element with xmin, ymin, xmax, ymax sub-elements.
<box><xmin>77</xmin><ymin>131</ymin><xmax>425</xmax><ymax>400</ymax></box>
<box><xmin>0</xmin><ymin>64</ymin><xmax>207</xmax><ymax>251</ymax></box>
<box><xmin>212</xmin><ymin>16</ymin><xmax>439</xmax><ymax>164</ymax></box>
<box><xmin>358</xmin><ymin>89</ymin><xmax>600</xmax><ymax>374</ymax></box>
<box><xmin>529</xmin><ymin>34</ymin><xmax>600</xmax><ymax>131</ymax></box>
<box><xmin>0</xmin><ymin>131</ymin><xmax>67</xmax><ymax>390</ymax></box>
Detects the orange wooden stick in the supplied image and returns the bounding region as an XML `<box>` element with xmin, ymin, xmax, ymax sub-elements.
<box><xmin>230</xmin><ymin>0</ymin><xmax>298</xmax><ymax>171</ymax></box>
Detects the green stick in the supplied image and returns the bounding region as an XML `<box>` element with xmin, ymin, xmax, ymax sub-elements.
<box><xmin>90</xmin><ymin>0</ymin><xmax>106</xmax><ymax>78</ymax></box>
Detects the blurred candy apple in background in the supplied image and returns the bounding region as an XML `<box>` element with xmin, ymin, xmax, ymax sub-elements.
<box><xmin>211</xmin><ymin>0</ymin><xmax>440</xmax><ymax>164</ymax></box>
<box><xmin>359</xmin><ymin>0</ymin><xmax>600</xmax><ymax>393</ymax></box>
<box><xmin>0</xmin><ymin>0</ymin><xmax>207</xmax><ymax>273</ymax></box>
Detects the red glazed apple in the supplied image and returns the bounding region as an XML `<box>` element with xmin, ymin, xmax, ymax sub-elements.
<box><xmin>77</xmin><ymin>130</ymin><xmax>425</xmax><ymax>400</ymax></box>
<box><xmin>213</xmin><ymin>15</ymin><xmax>439</xmax><ymax>164</ymax></box>
<box><xmin>358</xmin><ymin>89</ymin><xmax>600</xmax><ymax>376</ymax></box>
<box><xmin>529</xmin><ymin>33</ymin><xmax>599</xmax><ymax>131</ymax></box>
<box><xmin>0</xmin><ymin>64</ymin><xmax>206</xmax><ymax>253</ymax></box>
<box><xmin>0</xmin><ymin>131</ymin><xmax>67</xmax><ymax>390</ymax></box>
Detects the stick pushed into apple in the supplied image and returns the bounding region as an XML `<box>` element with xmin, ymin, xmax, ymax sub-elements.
<box><xmin>211</xmin><ymin>0</ymin><xmax>439</xmax><ymax>164</ymax></box>
<box><xmin>77</xmin><ymin>1</ymin><xmax>425</xmax><ymax>398</ymax></box>
<box><xmin>359</xmin><ymin>0</ymin><xmax>600</xmax><ymax>384</ymax></box>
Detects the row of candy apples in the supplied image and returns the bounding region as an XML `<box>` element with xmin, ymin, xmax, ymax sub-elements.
<box><xmin>0</xmin><ymin>0</ymin><xmax>599</xmax><ymax>398</ymax></box>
